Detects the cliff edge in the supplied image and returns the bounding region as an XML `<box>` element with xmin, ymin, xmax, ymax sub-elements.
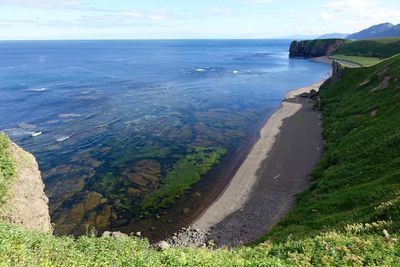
<box><xmin>0</xmin><ymin>140</ymin><xmax>51</xmax><ymax>232</ymax></box>
<box><xmin>289</xmin><ymin>39</ymin><xmax>345</xmax><ymax>58</ymax></box>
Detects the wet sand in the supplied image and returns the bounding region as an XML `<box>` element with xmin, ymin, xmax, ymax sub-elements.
<box><xmin>192</xmin><ymin>81</ymin><xmax>325</xmax><ymax>246</ymax></box>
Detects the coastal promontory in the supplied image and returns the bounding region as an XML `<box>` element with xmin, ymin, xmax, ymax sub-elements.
<box><xmin>289</xmin><ymin>39</ymin><xmax>345</xmax><ymax>58</ymax></box>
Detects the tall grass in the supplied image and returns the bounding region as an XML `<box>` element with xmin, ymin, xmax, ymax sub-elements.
<box><xmin>0</xmin><ymin>133</ymin><xmax>16</xmax><ymax>207</ymax></box>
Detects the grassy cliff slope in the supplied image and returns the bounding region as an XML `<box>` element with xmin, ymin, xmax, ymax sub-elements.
<box><xmin>333</xmin><ymin>38</ymin><xmax>400</xmax><ymax>58</ymax></box>
<box><xmin>265</xmin><ymin>55</ymin><xmax>400</xmax><ymax>244</ymax></box>
<box><xmin>0</xmin><ymin>219</ymin><xmax>398</xmax><ymax>266</ymax></box>
<box><xmin>0</xmin><ymin>134</ymin><xmax>16</xmax><ymax>207</ymax></box>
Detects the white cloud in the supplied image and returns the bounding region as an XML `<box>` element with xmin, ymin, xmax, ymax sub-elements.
<box><xmin>322</xmin><ymin>0</ymin><xmax>400</xmax><ymax>31</ymax></box>
<box><xmin>319</xmin><ymin>12</ymin><xmax>334</xmax><ymax>20</ymax></box>
<box><xmin>119</xmin><ymin>10</ymin><xmax>167</xmax><ymax>21</ymax></box>
<box><xmin>0</xmin><ymin>0</ymin><xmax>82</xmax><ymax>9</ymax></box>
<box><xmin>210</xmin><ymin>7</ymin><xmax>232</xmax><ymax>16</ymax></box>
<box><xmin>247</xmin><ymin>0</ymin><xmax>274</xmax><ymax>4</ymax></box>
<box><xmin>325</xmin><ymin>0</ymin><xmax>373</xmax><ymax>12</ymax></box>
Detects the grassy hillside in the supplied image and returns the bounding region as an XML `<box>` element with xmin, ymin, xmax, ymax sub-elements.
<box><xmin>333</xmin><ymin>38</ymin><xmax>400</xmax><ymax>58</ymax></box>
<box><xmin>0</xmin><ymin>134</ymin><xmax>16</xmax><ymax>207</ymax></box>
<box><xmin>265</xmin><ymin>55</ymin><xmax>400</xmax><ymax>244</ymax></box>
<box><xmin>329</xmin><ymin>55</ymin><xmax>382</xmax><ymax>67</ymax></box>
<box><xmin>1</xmin><ymin>57</ymin><xmax>400</xmax><ymax>265</ymax></box>
<box><xmin>0</xmin><ymin>219</ymin><xmax>398</xmax><ymax>266</ymax></box>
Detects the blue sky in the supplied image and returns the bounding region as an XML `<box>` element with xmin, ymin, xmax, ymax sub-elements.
<box><xmin>0</xmin><ymin>0</ymin><xmax>399</xmax><ymax>40</ymax></box>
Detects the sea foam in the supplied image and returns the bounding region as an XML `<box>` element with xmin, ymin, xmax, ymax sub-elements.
<box><xmin>56</xmin><ymin>135</ymin><xmax>71</xmax><ymax>142</ymax></box>
<box><xmin>59</xmin><ymin>113</ymin><xmax>82</xmax><ymax>118</ymax></box>
<box><xmin>28</xmin><ymin>87</ymin><xmax>48</xmax><ymax>92</ymax></box>
<box><xmin>31</xmin><ymin>131</ymin><xmax>42</xmax><ymax>137</ymax></box>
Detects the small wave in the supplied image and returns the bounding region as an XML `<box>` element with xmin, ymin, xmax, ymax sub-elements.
<box><xmin>233</xmin><ymin>70</ymin><xmax>239</xmax><ymax>74</ymax></box>
<box><xmin>59</xmin><ymin>113</ymin><xmax>82</xmax><ymax>118</ymax></box>
<box><xmin>28</xmin><ymin>87</ymin><xmax>48</xmax><ymax>92</ymax></box>
<box><xmin>31</xmin><ymin>131</ymin><xmax>42</xmax><ymax>137</ymax></box>
<box><xmin>196</xmin><ymin>68</ymin><xmax>206</xmax><ymax>72</ymax></box>
<box><xmin>56</xmin><ymin>135</ymin><xmax>71</xmax><ymax>142</ymax></box>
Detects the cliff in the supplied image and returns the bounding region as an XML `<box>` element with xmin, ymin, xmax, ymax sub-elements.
<box><xmin>330</xmin><ymin>60</ymin><xmax>345</xmax><ymax>84</ymax></box>
<box><xmin>289</xmin><ymin>39</ymin><xmax>345</xmax><ymax>58</ymax></box>
<box><xmin>0</xmin><ymin>139</ymin><xmax>51</xmax><ymax>232</ymax></box>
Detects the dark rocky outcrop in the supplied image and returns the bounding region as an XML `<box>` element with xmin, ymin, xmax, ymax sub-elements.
<box><xmin>331</xmin><ymin>60</ymin><xmax>346</xmax><ymax>84</ymax></box>
<box><xmin>289</xmin><ymin>39</ymin><xmax>345</xmax><ymax>58</ymax></box>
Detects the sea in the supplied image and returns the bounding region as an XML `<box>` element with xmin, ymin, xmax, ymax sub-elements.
<box><xmin>0</xmin><ymin>39</ymin><xmax>330</xmax><ymax>237</ymax></box>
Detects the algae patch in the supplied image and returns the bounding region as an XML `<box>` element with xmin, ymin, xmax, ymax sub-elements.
<box><xmin>140</xmin><ymin>147</ymin><xmax>227</xmax><ymax>211</ymax></box>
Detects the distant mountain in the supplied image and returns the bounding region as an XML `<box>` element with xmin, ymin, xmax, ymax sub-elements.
<box><xmin>347</xmin><ymin>23</ymin><xmax>400</xmax><ymax>39</ymax></box>
<box><xmin>317</xmin><ymin>33</ymin><xmax>349</xmax><ymax>39</ymax></box>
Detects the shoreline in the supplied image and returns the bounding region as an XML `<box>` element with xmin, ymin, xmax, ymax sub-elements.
<box><xmin>114</xmin><ymin>94</ymin><xmax>270</xmax><ymax>242</ymax></box>
<box><xmin>191</xmin><ymin>81</ymin><xmax>325</xmax><ymax>246</ymax></box>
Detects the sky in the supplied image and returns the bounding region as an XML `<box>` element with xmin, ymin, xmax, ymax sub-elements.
<box><xmin>0</xmin><ymin>0</ymin><xmax>399</xmax><ymax>40</ymax></box>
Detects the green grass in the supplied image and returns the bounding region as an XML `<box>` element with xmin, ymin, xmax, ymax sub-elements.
<box><xmin>140</xmin><ymin>147</ymin><xmax>227</xmax><ymax>211</ymax></box>
<box><xmin>264</xmin><ymin>54</ymin><xmax>400</xmax><ymax>243</ymax></box>
<box><xmin>0</xmin><ymin>219</ymin><xmax>398</xmax><ymax>266</ymax></box>
<box><xmin>329</xmin><ymin>54</ymin><xmax>382</xmax><ymax>67</ymax></box>
<box><xmin>334</xmin><ymin>38</ymin><xmax>400</xmax><ymax>58</ymax></box>
<box><xmin>0</xmin><ymin>133</ymin><xmax>16</xmax><ymax>207</ymax></box>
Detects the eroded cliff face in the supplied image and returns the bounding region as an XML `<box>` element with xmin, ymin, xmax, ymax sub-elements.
<box><xmin>289</xmin><ymin>39</ymin><xmax>345</xmax><ymax>58</ymax></box>
<box><xmin>330</xmin><ymin>60</ymin><xmax>346</xmax><ymax>84</ymax></box>
<box><xmin>0</xmin><ymin>141</ymin><xmax>51</xmax><ymax>232</ymax></box>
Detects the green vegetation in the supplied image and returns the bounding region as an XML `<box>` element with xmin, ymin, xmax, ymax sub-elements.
<box><xmin>0</xmin><ymin>219</ymin><xmax>398</xmax><ymax>266</ymax></box>
<box><xmin>329</xmin><ymin>54</ymin><xmax>382</xmax><ymax>67</ymax></box>
<box><xmin>140</xmin><ymin>147</ymin><xmax>227</xmax><ymax>210</ymax></box>
<box><xmin>333</xmin><ymin>38</ymin><xmax>400</xmax><ymax>58</ymax></box>
<box><xmin>0</xmin><ymin>133</ymin><xmax>16</xmax><ymax>207</ymax></box>
<box><xmin>265</xmin><ymin>55</ymin><xmax>400</xmax><ymax>243</ymax></box>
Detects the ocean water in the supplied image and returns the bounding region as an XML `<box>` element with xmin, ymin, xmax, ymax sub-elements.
<box><xmin>0</xmin><ymin>40</ymin><xmax>330</xmax><ymax>235</ymax></box>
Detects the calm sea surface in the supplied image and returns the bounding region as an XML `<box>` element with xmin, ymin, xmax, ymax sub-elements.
<box><xmin>0</xmin><ymin>40</ymin><xmax>330</xmax><ymax>235</ymax></box>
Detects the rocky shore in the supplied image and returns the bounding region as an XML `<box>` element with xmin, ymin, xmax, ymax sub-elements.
<box><xmin>157</xmin><ymin>81</ymin><xmax>326</xmax><ymax>247</ymax></box>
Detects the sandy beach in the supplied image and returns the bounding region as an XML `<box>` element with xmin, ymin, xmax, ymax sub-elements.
<box><xmin>192</xmin><ymin>81</ymin><xmax>325</xmax><ymax>246</ymax></box>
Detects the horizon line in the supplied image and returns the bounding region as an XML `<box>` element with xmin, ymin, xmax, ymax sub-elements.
<box><xmin>0</xmin><ymin>37</ymin><xmax>313</xmax><ymax>42</ymax></box>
